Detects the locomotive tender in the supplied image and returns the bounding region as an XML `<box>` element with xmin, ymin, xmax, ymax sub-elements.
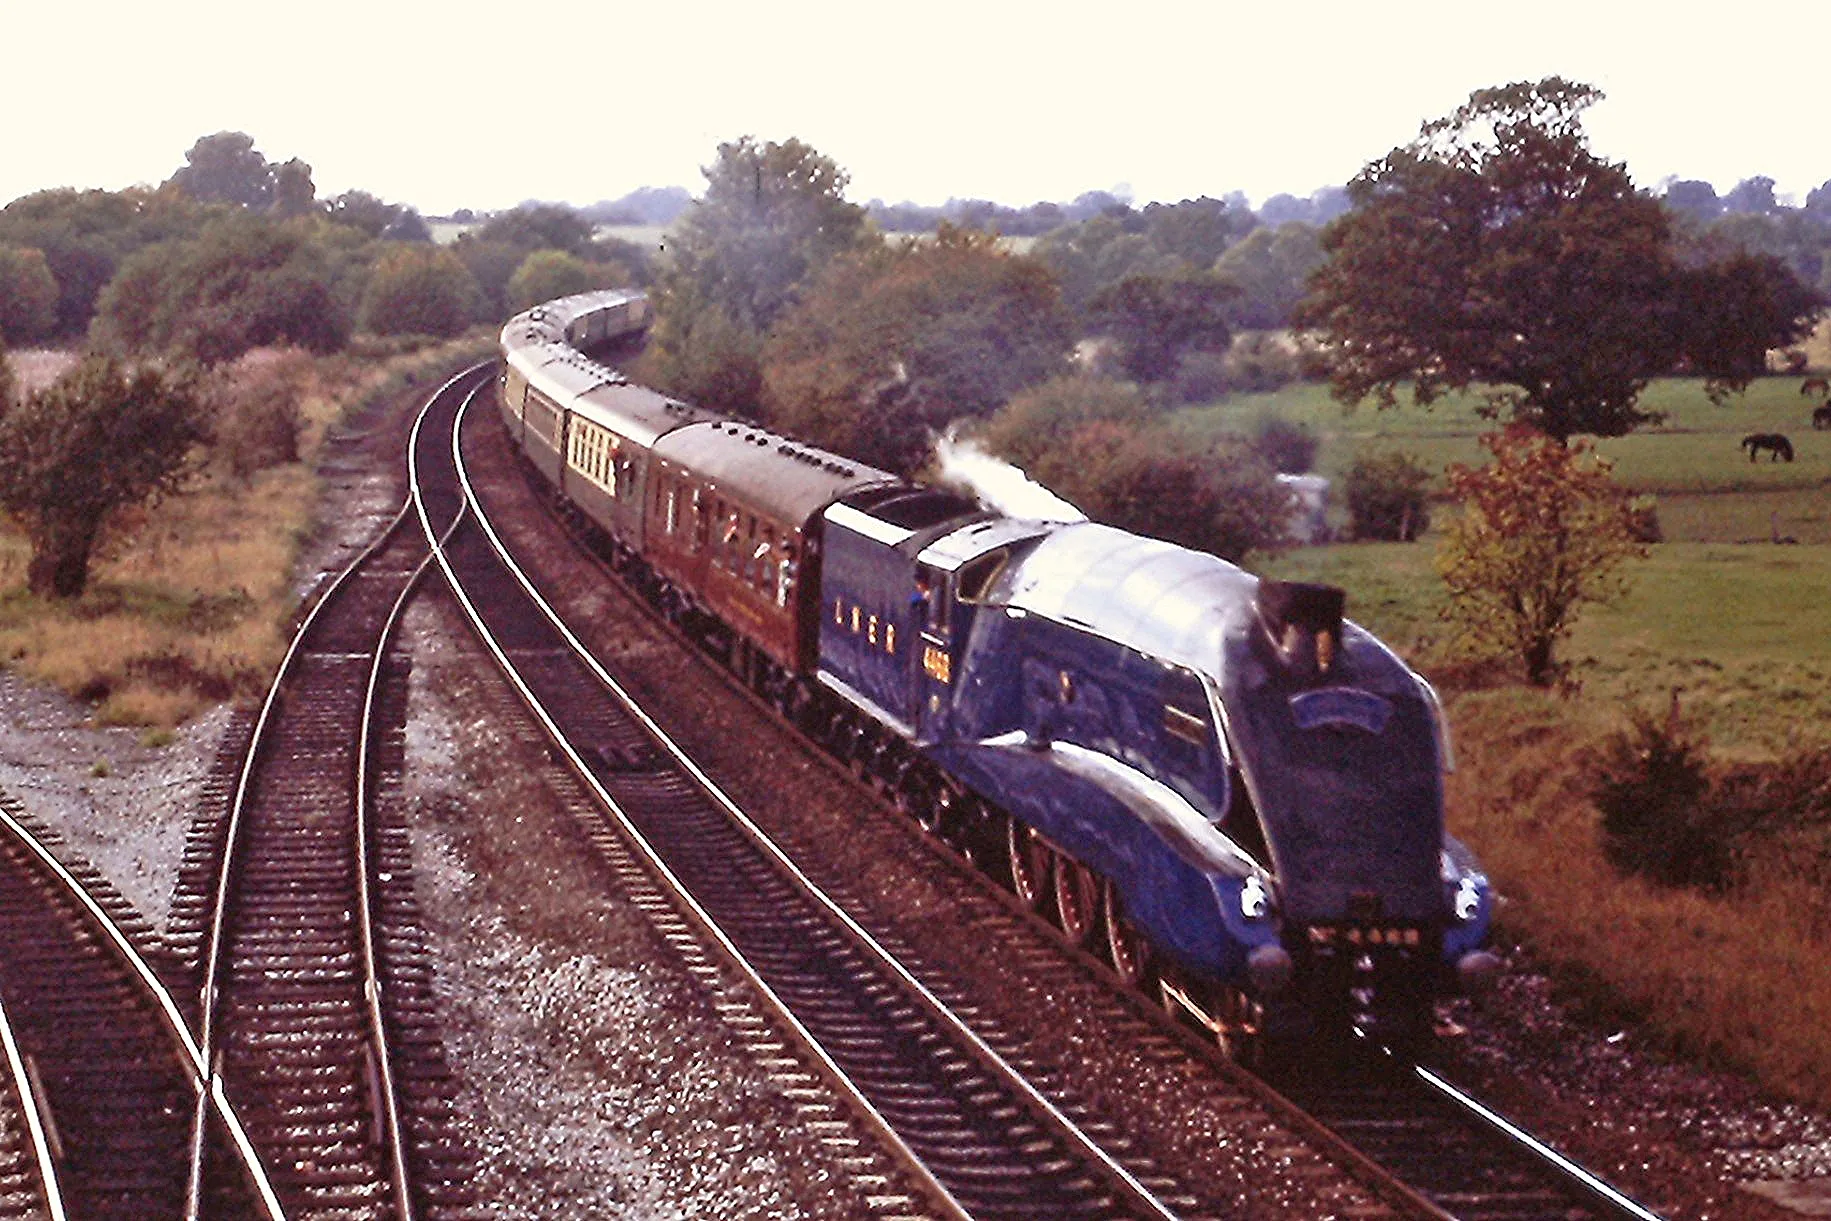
<box><xmin>498</xmin><ymin>289</ymin><xmax>1498</xmax><ymax>1050</ymax></box>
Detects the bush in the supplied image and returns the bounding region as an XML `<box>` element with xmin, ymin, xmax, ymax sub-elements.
<box><xmin>1627</xmin><ymin>494</ymin><xmax>1663</xmax><ymax>543</ymax></box>
<box><xmin>1220</xmin><ymin>331</ymin><xmax>1304</xmax><ymax>394</ymax></box>
<box><xmin>1167</xmin><ymin>349</ymin><xmax>1231</xmax><ymax>404</ymax></box>
<box><xmin>1035</xmin><ymin>421</ymin><xmax>1291</xmax><ymax>561</ymax></box>
<box><xmin>359</xmin><ymin>245</ymin><xmax>481</xmax><ymax>338</ymax></box>
<box><xmin>0</xmin><ymin>245</ymin><xmax>59</xmax><ymax>344</ymax></box>
<box><xmin>977</xmin><ymin>374</ymin><xmax>1152</xmax><ymax>471</ymax></box>
<box><xmin>204</xmin><ymin>348</ymin><xmax>313</xmax><ymax>480</ymax></box>
<box><xmin>1593</xmin><ymin>707</ymin><xmax>1731</xmax><ymax>889</ymax></box>
<box><xmin>1344</xmin><ymin>450</ymin><xmax>1433</xmax><ymax>540</ymax></box>
<box><xmin>1248</xmin><ymin>415</ymin><xmax>1318</xmax><ymax>474</ymax></box>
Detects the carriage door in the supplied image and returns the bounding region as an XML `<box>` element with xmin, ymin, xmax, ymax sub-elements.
<box><xmin>913</xmin><ymin>563</ymin><xmax>954</xmax><ymax>740</ymax></box>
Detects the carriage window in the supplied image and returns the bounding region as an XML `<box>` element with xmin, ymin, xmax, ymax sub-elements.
<box><xmin>754</xmin><ymin>525</ymin><xmax>775</xmax><ymax>589</ymax></box>
<box><xmin>776</xmin><ymin>549</ymin><xmax>796</xmax><ymax>608</ymax></box>
<box><xmin>664</xmin><ymin>485</ymin><xmax>679</xmax><ymax>535</ymax></box>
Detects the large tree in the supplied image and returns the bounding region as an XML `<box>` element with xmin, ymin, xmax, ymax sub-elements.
<box><xmin>665</xmin><ymin>137</ymin><xmax>871</xmax><ymax>332</ymax></box>
<box><xmin>1297</xmin><ymin>78</ymin><xmax>1822</xmax><ymax>443</ymax></box>
<box><xmin>166</xmin><ymin>132</ymin><xmax>276</xmax><ymax>209</ymax></box>
<box><xmin>0</xmin><ymin>356</ymin><xmax>205</xmax><ymax>598</ymax></box>
<box><xmin>646</xmin><ymin>136</ymin><xmax>875</xmax><ymax>411</ymax></box>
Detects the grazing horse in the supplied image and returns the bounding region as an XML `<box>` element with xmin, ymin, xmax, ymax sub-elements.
<box><xmin>1815</xmin><ymin>405</ymin><xmax>1831</xmax><ymax>430</ymax></box>
<box><xmin>1802</xmin><ymin>376</ymin><xmax>1830</xmax><ymax>401</ymax></box>
<box><xmin>1742</xmin><ymin>433</ymin><xmax>1795</xmax><ymax>462</ymax></box>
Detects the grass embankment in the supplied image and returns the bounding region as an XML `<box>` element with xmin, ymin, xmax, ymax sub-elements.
<box><xmin>0</xmin><ymin>334</ymin><xmax>495</xmax><ymax>732</ymax></box>
<box><xmin>1250</xmin><ymin>367</ymin><xmax>1831</xmax><ymax>1108</ymax></box>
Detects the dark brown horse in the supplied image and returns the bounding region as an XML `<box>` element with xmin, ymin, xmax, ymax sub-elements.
<box><xmin>1742</xmin><ymin>433</ymin><xmax>1795</xmax><ymax>462</ymax></box>
<box><xmin>1815</xmin><ymin>405</ymin><xmax>1831</xmax><ymax>430</ymax></box>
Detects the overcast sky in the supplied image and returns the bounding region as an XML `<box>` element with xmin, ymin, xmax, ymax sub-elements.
<box><xmin>7</xmin><ymin>1</ymin><xmax>1828</xmax><ymax>216</ymax></box>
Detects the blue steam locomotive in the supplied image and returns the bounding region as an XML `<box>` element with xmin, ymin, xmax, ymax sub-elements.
<box><xmin>498</xmin><ymin>289</ymin><xmax>1498</xmax><ymax>1051</ymax></box>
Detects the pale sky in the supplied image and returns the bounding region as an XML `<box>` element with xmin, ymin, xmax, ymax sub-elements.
<box><xmin>7</xmin><ymin>1</ymin><xmax>1828</xmax><ymax>216</ymax></box>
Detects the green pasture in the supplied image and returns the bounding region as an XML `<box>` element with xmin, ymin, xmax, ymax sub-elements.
<box><xmin>1262</xmin><ymin>541</ymin><xmax>1831</xmax><ymax>757</ymax></box>
<box><xmin>1184</xmin><ymin>375</ymin><xmax>1831</xmax><ymax>542</ymax></box>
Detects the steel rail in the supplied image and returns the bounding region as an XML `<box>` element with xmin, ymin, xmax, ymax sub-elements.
<box><xmin>0</xmin><ymin>796</ymin><xmax>285</xmax><ymax>1221</ymax></box>
<box><xmin>429</xmin><ymin>392</ymin><xmax>1185</xmax><ymax>1220</ymax></box>
<box><xmin>357</xmin><ymin>372</ymin><xmax>481</xmax><ymax>1221</ymax></box>
<box><xmin>187</xmin><ymin>361</ymin><xmax>486</xmax><ymax>1220</ymax></box>
<box><xmin>0</xmin><ymin>982</ymin><xmax>65</xmax><ymax>1221</ymax></box>
<box><xmin>1408</xmin><ymin>1059</ymin><xmax>1666</xmax><ymax>1221</ymax></box>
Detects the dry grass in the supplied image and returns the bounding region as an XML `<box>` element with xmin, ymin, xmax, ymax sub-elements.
<box><xmin>1448</xmin><ymin>690</ymin><xmax>1831</xmax><ymax>1106</ymax></box>
<box><xmin>0</xmin><ymin>334</ymin><xmax>493</xmax><ymax>729</ymax></box>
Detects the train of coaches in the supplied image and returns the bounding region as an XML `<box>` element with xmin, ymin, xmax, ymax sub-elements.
<box><xmin>495</xmin><ymin>290</ymin><xmax>1498</xmax><ymax>1050</ymax></box>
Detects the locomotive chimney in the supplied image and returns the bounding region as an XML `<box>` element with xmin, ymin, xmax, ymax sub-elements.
<box><xmin>1256</xmin><ymin>579</ymin><xmax>1346</xmax><ymax>677</ymax></box>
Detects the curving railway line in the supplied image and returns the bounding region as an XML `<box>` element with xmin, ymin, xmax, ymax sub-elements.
<box><xmin>189</xmin><ymin>365</ymin><xmax>490</xmax><ymax>1220</ymax></box>
<box><xmin>437</xmin><ymin>349</ymin><xmax>1674</xmax><ymax>1221</ymax></box>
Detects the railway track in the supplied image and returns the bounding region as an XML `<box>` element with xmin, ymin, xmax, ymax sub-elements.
<box><xmin>443</xmin><ymin>363</ymin><xmax>1673</xmax><ymax>1221</ymax></box>
<box><xmin>422</xmin><ymin>383</ymin><xmax>1247</xmax><ymax>1220</ymax></box>
<box><xmin>1262</xmin><ymin>1046</ymin><xmax>1665</xmax><ymax>1221</ymax></box>
<box><xmin>0</xmin><ymin>794</ymin><xmax>279</xmax><ymax>1219</ymax></box>
<box><xmin>191</xmin><ymin>365</ymin><xmax>489</xmax><ymax>1220</ymax></box>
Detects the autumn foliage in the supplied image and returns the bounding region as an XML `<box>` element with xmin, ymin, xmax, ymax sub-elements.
<box><xmin>1436</xmin><ymin>426</ymin><xmax>1646</xmax><ymax>685</ymax></box>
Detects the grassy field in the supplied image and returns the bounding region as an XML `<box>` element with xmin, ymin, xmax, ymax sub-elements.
<box><xmin>1248</xmin><ymin>361</ymin><xmax>1831</xmax><ymax>1107</ymax></box>
<box><xmin>1187</xmin><ymin>370</ymin><xmax>1831</xmax><ymax>543</ymax></box>
<box><xmin>0</xmin><ymin>335</ymin><xmax>495</xmax><ymax>732</ymax></box>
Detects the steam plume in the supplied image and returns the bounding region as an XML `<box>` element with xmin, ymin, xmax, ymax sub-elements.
<box><xmin>934</xmin><ymin>431</ymin><xmax>1086</xmax><ymax>523</ymax></box>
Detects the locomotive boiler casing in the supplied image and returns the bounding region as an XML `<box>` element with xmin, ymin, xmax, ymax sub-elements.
<box><xmin>875</xmin><ymin>517</ymin><xmax>1492</xmax><ymax>1039</ymax></box>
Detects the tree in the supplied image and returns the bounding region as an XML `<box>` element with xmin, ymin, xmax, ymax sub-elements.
<box><xmin>0</xmin><ymin>245</ymin><xmax>59</xmax><ymax>343</ymax></box>
<box><xmin>1086</xmin><ymin>272</ymin><xmax>1236</xmax><ymax>383</ymax></box>
<box><xmin>358</xmin><ymin>245</ymin><xmax>481</xmax><ymax>338</ymax></box>
<box><xmin>1723</xmin><ymin>176</ymin><xmax>1779</xmax><ymax>216</ymax></box>
<box><xmin>0</xmin><ymin>356</ymin><xmax>205</xmax><ymax>598</ymax></box>
<box><xmin>1141</xmin><ymin>196</ymin><xmax>1255</xmax><ymax>267</ymax></box>
<box><xmin>271</xmin><ymin>158</ymin><xmax>318</xmax><ymax>219</ymax></box>
<box><xmin>657</xmin><ymin>136</ymin><xmax>872</xmax><ymax>334</ymax></box>
<box><xmin>1663</xmin><ymin>179</ymin><xmax>1723</xmax><ymax>223</ymax></box>
<box><xmin>472</xmin><ymin>204</ymin><xmax>598</xmax><ymax>257</ymax></box>
<box><xmin>1436</xmin><ymin>426</ymin><xmax>1645</xmax><ymax>685</ymax></box>
<box><xmin>1038</xmin><ymin>421</ymin><xmax>1290</xmax><ymax>561</ymax></box>
<box><xmin>1297</xmin><ymin>78</ymin><xmax>1822</xmax><ymax>443</ymax></box>
<box><xmin>166</xmin><ymin>132</ymin><xmax>275</xmax><ymax>208</ymax></box>
<box><xmin>760</xmin><ymin>225</ymin><xmax>1072</xmax><ymax>471</ymax></box>
<box><xmin>506</xmin><ymin>249</ymin><xmax>630</xmax><ymax>314</ymax></box>
<box><xmin>1675</xmin><ymin>250</ymin><xmax>1824</xmax><ymax>381</ymax></box>
<box><xmin>0</xmin><ymin>187</ymin><xmax>209</xmax><ymax>339</ymax></box>
<box><xmin>1213</xmin><ymin>222</ymin><xmax>1324</xmax><ymax>329</ymax></box>
<box><xmin>91</xmin><ymin>216</ymin><xmax>350</xmax><ymax>362</ymax></box>
<box><xmin>977</xmin><ymin>374</ymin><xmax>1152</xmax><ymax>472</ymax></box>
